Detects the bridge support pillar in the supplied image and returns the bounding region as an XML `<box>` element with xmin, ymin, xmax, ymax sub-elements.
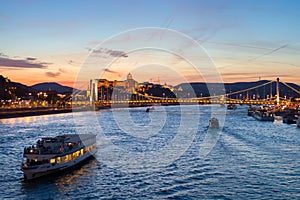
<box><xmin>276</xmin><ymin>77</ymin><xmax>280</xmax><ymax>106</ymax></box>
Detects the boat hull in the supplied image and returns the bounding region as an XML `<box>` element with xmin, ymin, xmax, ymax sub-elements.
<box><xmin>209</xmin><ymin>118</ymin><xmax>219</xmax><ymax>129</ymax></box>
<box><xmin>227</xmin><ymin>104</ymin><xmax>237</xmax><ymax>110</ymax></box>
<box><xmin>252</xmin><ymin>112</ymin><xmax>274</xmax><ymax>122</ymax></box>
<box><xmin>282</xmin><ymin>115</ymin><xmax>297</xmax><ymax>124</ymax></box>
<box><xmin>22</xmin><ymin>148</ymin><xmax>97</xmax><ymax>180</ymax></box>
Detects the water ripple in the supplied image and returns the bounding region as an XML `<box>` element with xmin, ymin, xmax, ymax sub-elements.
<box><xmin>0</xmin><ymin>105</ymin><xmax>299</xmax><ymax>199</ymax></box>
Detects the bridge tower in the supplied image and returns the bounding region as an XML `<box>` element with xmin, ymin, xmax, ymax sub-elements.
<box><xmin>276</xmin><ymin>77</ymin><xmax>280</xmax><ymax>105</ymax></box>
<box><xmin>89</xmin><ymin>79</ymin><xmax>94</xmax><ymax>104</ymax></box>
<box><xmin>89</xmin><ymin>79</ymin><xmax>99</xmax><ymax>105</ymax></box>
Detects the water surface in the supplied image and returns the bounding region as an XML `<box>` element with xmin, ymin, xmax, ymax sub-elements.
<box><xmin>0</xmin><ymin>105</ymin><xmax>299</xmax><ymax>199</ymax></box>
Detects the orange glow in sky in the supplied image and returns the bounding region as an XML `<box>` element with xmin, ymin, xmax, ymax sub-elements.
<box><xmin>1</xmin><ymin>1</ymin><xmax>299</xmax><ymax>87</ymax></box>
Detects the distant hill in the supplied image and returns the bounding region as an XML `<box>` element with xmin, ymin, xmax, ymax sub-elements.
<box><xmin>31</xmin><ymin>82</ymin><xmax>73</xmax><ymax>94</ymax></box>
<box><xmin>175</xmin><ymin>80</ymin><xmax>300</xmax><ymax>98</ymax></box>
<box><xmin>0</xmin><ymin>75</ymin><xmax>36</xmax><ymax>100</ymax></box>
<box><xmin>1</xmin><ymin>74</ymin><xmax>299</xmax><ymax>101</ymax></box>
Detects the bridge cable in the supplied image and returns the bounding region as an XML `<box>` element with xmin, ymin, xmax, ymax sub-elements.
<box><xmin>225</xmin><ymin>81</ymin><xmax>274</xmax><ymax>96</ymax></box>
<box><xmin>281</xmin><ymin>82</ymin><xmax>300</xmax><ymax>95</ymax></box>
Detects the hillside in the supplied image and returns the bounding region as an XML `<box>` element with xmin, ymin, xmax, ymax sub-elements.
<box><xmin>30</xmin><ymin>82</ymin><xmax>73</xmax><ymax>93</ymax></box>
<box><xmin>1</xmin><ymin>74</ymin><xmax>299</xmax><ymax>101</ymax></box>
<box><xmin>175</xmin><ymin>80</ymin><xmax>300</xmax><ymax>98</ymax></box>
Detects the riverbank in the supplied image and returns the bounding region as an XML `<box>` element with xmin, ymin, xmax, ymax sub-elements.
<box><xmin>0</xmin><ymin>104</ymin><xmax>153</xmax><ymax>119</ymax></box>
<box><xmin>0</xmin><ymin>107</ymin><xmax>73</xmax><ymax>119</ymax></box>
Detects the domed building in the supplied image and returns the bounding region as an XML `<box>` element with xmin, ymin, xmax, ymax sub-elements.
<box><xmin>89</xmin><ymin>73</ymin><xmax>139</xmax><ymax>102</ymax></box>
<box><xmin>125</xmin><ymin>73</ymin><xmax>138</xmax><ymax>92</ymax></box>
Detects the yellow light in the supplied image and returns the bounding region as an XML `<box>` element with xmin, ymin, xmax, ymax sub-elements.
<box><xmin>50</xmin><ymin>158</ymin><xmax>56</xmax><ymax>163</ymax></box>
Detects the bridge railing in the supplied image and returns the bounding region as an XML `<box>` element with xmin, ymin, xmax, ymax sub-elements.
<box><xmin>96</xmin><ymin>98</ymin><xmax>279</xmax><ymax>106</ymax></box>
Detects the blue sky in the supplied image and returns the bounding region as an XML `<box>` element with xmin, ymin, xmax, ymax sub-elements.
<box><xmin>0</xmin><ymin>0</ymin><xmax>299</xmax><ymax>86</ymax></box>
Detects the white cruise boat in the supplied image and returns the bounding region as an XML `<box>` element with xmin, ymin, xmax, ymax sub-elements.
<box><xmin>21</xmin><ymin>134</ymin><xmax>97</xmax><ymax>180</ymax></box>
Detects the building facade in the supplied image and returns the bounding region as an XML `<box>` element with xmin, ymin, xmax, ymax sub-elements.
<box><xmin>89</xmin><ymin>73</ymin><xmax>139</xmax><ymax>102</ymax></box>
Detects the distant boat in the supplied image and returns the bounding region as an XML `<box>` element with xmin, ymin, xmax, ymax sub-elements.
<box><xmin>21</xmin><ymin>134</ymin><xmax>97</xmax><ymax>180</ymax></box>
<box><xmin>209</xmin><ymin>118</ymin><xmax>219</xmax><ymax>129</ymax></box>
<box><xmin>227</xmin><ymin>104</ymin><xmax>237</xmax><ymax>110</ymax></box>
<box><xmin>282</xmin><ymin>109</ymin><xmax>298</xmax><ymax>124</ymax></box>
<box><xmin>146</xmin><ymin>107</ymin><xmax>155</xmax><ymax>112</ymax></box>
<box><xmin>248</xmin><ymin>105</ymin><xmax>256</xmax><ymax>116</ymax></box>
<box><xmin>282</xmin><ymin>115</ymin><xmax>297</xmax><ymax>124</ymax></box>
<box><xmin>252</xmin><ymin>107</ymin><xmax>274</xmax><ymax>122</ymax></box>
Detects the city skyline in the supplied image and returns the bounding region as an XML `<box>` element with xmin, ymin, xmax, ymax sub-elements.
<box><xmin>1</xmin><ymin>0</ymin><xmax>300</xmax><ymax>88</ymax></box>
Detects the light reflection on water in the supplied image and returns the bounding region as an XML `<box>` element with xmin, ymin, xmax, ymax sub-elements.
<box><xmin>0</xmin><ymin>105</ymin><xmax>299</xmax><ymax>199</ymax></box>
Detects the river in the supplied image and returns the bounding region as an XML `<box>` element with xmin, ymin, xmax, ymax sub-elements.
<box><xmin>0</xmin><ymin>105</ymin><xmax>299</xmax><ymax>199</ymax></box>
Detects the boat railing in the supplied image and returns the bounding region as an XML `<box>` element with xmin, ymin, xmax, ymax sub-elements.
<box><xmin>24</xmin><ymin>146</ymin><xmax>62</xmax><ymax>155</ymax></box>
<box><xmin>24</xmin><ymin>142</ymin><xmax>81</xmax><ymax>155</ymax></box>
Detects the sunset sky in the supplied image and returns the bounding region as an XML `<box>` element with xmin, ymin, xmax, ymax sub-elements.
<box><xmin>1</xmin><ymin>0</ymin><xmax>300</xmax><ymax>88</ymax></box>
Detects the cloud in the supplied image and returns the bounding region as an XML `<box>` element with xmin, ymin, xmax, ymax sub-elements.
<box><xmin>103</xmin><ymin>68</ymin><xmax>121</xmax><ymax>77</ymax></box>
<box><xmin>59</xmin><ymin>68</ymin><xmax>68</xmax><ymax>73</ymax></box>
<box><xmin>68</xmin><ymin>60</ymin><xmax>81</xmax><ymax>67</ymax></box>
<box><xmin>45</xmin><ymin>71</ymin><xmax>61</xmax><ymax>78</ymax></box>
<box><xmin>0</xmin><ymin>57</ymin><xmax>49</xmax><ymax>69</ymax></box>
<box><xmin>87</xmin><ymin>47</ymin><xmax>128</xmax><ymax>58</ymax></box>
<box><xmin>0</xmin><ymin>52</ymin><xmax>9</xmax><ymax>57</ymax></box>
<box><xmin>46</xmin><ymin>67</ymin><xmax>70</xmax><ymax>78</ymax></box>
<box><xmin>107</xmin><ymin>49</ymin><xmax>128</xmax><ymax>57</ymax></box>
<box><xmin>26</xmin><ymin>57</ymin><xmax>37</xmax><ymax>61</ymax></box>
<box><xmin>104</xmin><ymin>68</ymin><xmax>118</xmax><ymax>74</ymax></box>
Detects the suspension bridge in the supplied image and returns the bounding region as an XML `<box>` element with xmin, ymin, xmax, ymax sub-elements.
<box><xmin>73</xmin><ymin>78</ymin><xmax>300</xmax><ymax>108</ymax></box>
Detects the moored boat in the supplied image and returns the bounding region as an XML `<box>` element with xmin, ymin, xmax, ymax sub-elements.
<box><xmin>252</xmin><ymin>108</ymin><xmax>274</xmax><ymax>122</ymax></box>
<box><xmin>248</xmin><ymin>105</ymin><xmax>256</xmax><ymax>116</ymax></box>
<box><xmin>21</xmin><ymin>134</ymin><xmax>97</xmax><ymax>180</ymax></box>
<box><xmin>146</xmin><ymin>106</ymin><xmax>155</xmax><ymax>112</ymax></box>
<box><xmin>227</xmin><ymin>104</ymin><xmax>237</xmax><ymax>110</ymax></box>
<box><xmin>282</xmin><ymin>115</ymin><xmax>297</xmax><ymax>124</ymax></box>
<box><xmin>281</xmin><ymin>109</ymin><xmax>298</xmax><ymax>124</ymax></box>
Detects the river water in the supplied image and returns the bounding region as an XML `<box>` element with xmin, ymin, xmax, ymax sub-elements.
<box><xmin>0</xmin><ymin>105</ymin><xmax>299</xmax><ymax>199</ymax></box>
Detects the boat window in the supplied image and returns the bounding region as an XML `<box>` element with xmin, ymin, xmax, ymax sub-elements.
<box><xmin>63</xmin><ymin>155</ymin><xmax>70</xmax><ymax>162</ymax></box>
<box><xmin>43</xmin><ymin>159</ymin><xmax>49</xmax><ymax>164</ymax></box>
